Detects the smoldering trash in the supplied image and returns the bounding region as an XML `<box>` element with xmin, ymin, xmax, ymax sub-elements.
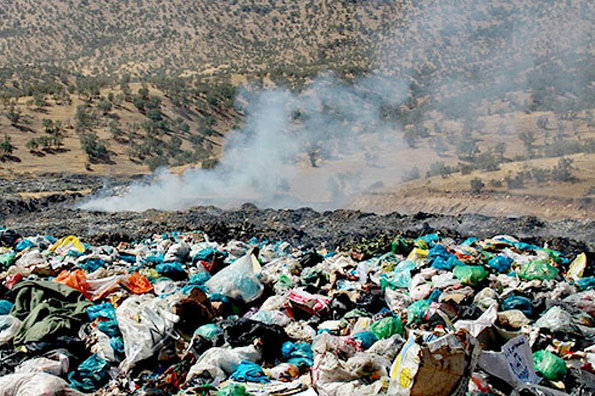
<box><xmin>0</xmin><ymin>227</ymin><xmax>593</xmax><ymax>395</ymax></box>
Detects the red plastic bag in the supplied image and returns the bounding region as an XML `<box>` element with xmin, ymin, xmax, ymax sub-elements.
<box><xmin>3</xmin><ymin>273</ymin><xmax>23</xmax><ymax>290</ymax></box>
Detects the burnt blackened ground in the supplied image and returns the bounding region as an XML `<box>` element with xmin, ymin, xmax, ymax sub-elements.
<box><xmin>1</xmin><ymin>175</ymin><xmax>593</xmax><ymax>254</ymax></box>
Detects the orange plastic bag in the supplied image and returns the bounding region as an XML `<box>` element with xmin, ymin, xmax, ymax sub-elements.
<box><xmin>124</xmin><ymin>273</ymin><xmax>153</xmax><ymax>294</ymax></box>
<box><xmin>55</xmin><ymin>270</ymin><xmax>127</xmax><ymax>301</ymax></box>
<box><xmin>55</xmin><ymin>269</ymin><xmax>92</xmax><ymax>299</ymax></box>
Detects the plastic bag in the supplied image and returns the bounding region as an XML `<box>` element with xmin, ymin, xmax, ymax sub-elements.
<box><xmin>385</xmin><ymin>288</ymin><xmax>414</xmax><ymax>312</ymax></box>
<box><xmin>123</xmin><ymin>273</ymin><xmax>153</xmax><ymax>294</ymax></box>
<box><xmin>533</xmin><ymin>350</ymin><xmax>567</xmax><ymax>381</ymax></box>
<box><xmin>407</xmin><ymin>300</ymin><xmax>430</xmax><ymax>325</ymax></box>
<box><xmin>216</xmin><ymin>384</ymin><xmax>252</xmax><ymax>396</ymax></box>
<box><xmin>0</xmin><ymin>315</ymin><xmax>22</xmax><ymax>345</ymax></box>
<box><xmin>566</xmin><ymin>253</ymin><xmax>587</xmax><ymax>281</ymax></box>
<box><xmin>282</xmin><ymin>341</ymin><xmax>314</xmax><ymax>367</ymax></box>
<box><xmin>0</xmin><ymin>300</ymin><xmax>12</xmax><ymax>315</ymax></box>
<box><xmin>49</xmin><ymin>235</ymin><xmax>85</xmax><ymax>255</ymax></box>
<box><xmin>431</xmin><ymin>255</ymin><xmax>462</xmax><ymax>270</ymax></box>
<box><xmin>0</xmin><ymin>372</ymin><xmax>84</xmax><ymax>396</ymax></box>
<box><xmin>287</xmin><ymin>289</ymin><xmax>331</xmax><ymax>317</ymax></box>
<box><xmin>474</xmin><ymin>288</ymin><xmax>499</xmax><ymax>311</ymax></box>
<box><xmin>534</xmin><ymin>306</ymin><xmax>577</xmax><ymax>333</ymax></box>
<box><xmin>15</xmin><ymin>353</ymin><xmax>69</xmax><ymax>376</ymax></box>
<box><xmin>380</xmin><ymin>261</ymin><xmax>416</xmax><ymax>289</ymax></box>
<box><xmin>0</xmin><ymin>251</ymin><xmax>16</xmax><ymax>268</ymax></box>
<box><xmin>193</xmin><ymin>345</ymin><xmax>261</xmax><ymax>376</ymax></box>
<box><xmin>266</xmin><ymin>363</ymin><xmax>300</xmax><ymax>381</ymax></box>
<box><xmin>116</xmin><ymin>294</ymin><xmax>179</xmax><ymax>372</ymax></box>
<box><xmin>68</xmin><ymin>354</ymin><xmax>110</xmax><ymax>392</ymax></box>
<box><xmin>156</xmin><ymin>261</ymin><xmax>187</xmax><ymax>281</ymax></box>
<box><xmin>353</xmin><ymin>331</ymin><xmax>378</xmax><ymax>349</ymax></box>
<box><xmin>195</xmin><ymin>323</ymin><xmax>223</xmax><ymax>340</ymax></box>
<box><xmin>370</xmin><ymin>316</ymin><xmax>404</xmax><ymax>339</ymax></box>
<box><xmin>453</xmin><ymin>265</ymin><xmax>488</xmax><ymax>285</ymax></box>
<box><xmin>55</xmin><ymin>270</ymin><xmax>125</xmax><ymax>301</ymax></box>
<box><xmin>487</xmin><ymin>256</ymin><xmax>513</xmax><ymax>273</ymax></box>
<box><xmin>368</xmin><ymin>334</ymin><xmax>405</xmax><ymax>360</ymax></box>
<box><xmin>248</xmin><ymin>309</ymin><xmax>291</xmax><ymax>327</ymax></box>
<box><xmin>518</xmin><ymin>259</ymin><xmax>559</xmax><ymax>281</ymax></box>
<box><xmin>205</xmin><ymin>251</ymin><xmax>263</xmax><ymax>302</ymax></box>
<box><xmin>164</xmin><ymin>241</ymin><xmax>190</xmax><ymax>262</ymax></box>
<box><xmin>501</xmin><ymin>296</ymin><xmax>533</xmax><ymax>316</ymax></box>
<box><xmin>230</xmin><ymin>360</ymin><xmax>270</xmax><ymax>383</ymax></box>
<box><xmin>54</xmin><ymin>270</ymin><xmax>91</xmax><ymax>298</ymax></box>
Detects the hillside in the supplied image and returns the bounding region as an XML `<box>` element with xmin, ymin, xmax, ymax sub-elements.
<box><xmin>0</xmin><ymin>82</ymin><xmax>236</xmax><ymax>174</ymax></box>
<box><xmin>0</xmin><ymin>0</ymin><xmax>593</xmax><ymax>216</ymax></box>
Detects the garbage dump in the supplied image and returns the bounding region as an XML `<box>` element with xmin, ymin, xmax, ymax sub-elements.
<box><xmin>0</xmin><ymin>227</ymin><xmax>593</xmax><ymax>395</ymax></box>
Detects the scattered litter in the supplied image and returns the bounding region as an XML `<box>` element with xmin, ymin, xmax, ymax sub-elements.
<box><xmin>0</xmin><ymin>229</ymin><xmax>591</xmax><ymax>394</ymax></box>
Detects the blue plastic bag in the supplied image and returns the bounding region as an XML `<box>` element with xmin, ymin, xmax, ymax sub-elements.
<box><xmin>230</xmin><ymin>361</ymin><xmax>270</xmax><ymax>383</ymax></box>
<box><xmin>156</xmin><ymin>261</ymin><xmax>187</xmax><ymax>280</ymax></box>
<box><xmin>487</xmin><ymin>256</ymin><xmax>513</xmax><ymax>273</ymax></box>
<box><xmin>87</xmin><ymin>303</ymin><xmax>117</xmax><ymax>320</ymax></box>
<box><xmin>15</xmin><ymin>239</ymin><xmax>35</xmax><ymax>252</ymax></box>
<box><xmin>432</xmin><ymin>255</ymin><xmax>462</xmax><ymax>270</ymax></box>
<box><xmin>0</xmin><ymin>300</ymin><xmax>12</xmax><ymax>315</ymax></box>
<box><xmin>574</xmin><ymin>277</ymin><xmax>595</xmax><ymax>291</ymax></box>
<box><xmin>501</xmin><ymin>296</ymin><xmax>533</xmax><ymax>316</ymax></box>
<box><xmin>97</xmin><ymin>319</ymin><xmax>120</xmax><ymax>337</ymax></box>
<box><xmin>282</xmin><ymin>341</ymin><xmax>314</xmax><ymax>367</ymax></box>
<box><xmin>78</xmin><ymin>258</ymin><xmax>105</xmax><ymax>272</ymax></box>
<box><xmin>69</xmin><ymin>354</ymin><xmax>110</xmax><ymax>392</ymax></box>
<box><xmin>353</xmin><ymin>331</ymin><xmax>378</xmax><ymax>349</ymax></box>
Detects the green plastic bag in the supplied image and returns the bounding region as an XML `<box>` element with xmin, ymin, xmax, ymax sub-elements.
<box><xmin>519</xmin><ymin>259</ymin><xmax>559</xmax><ymax>281</ymax></box>
<box><xmin>370</xmin><ymin>316</ymin><xmax>403</xmax><ymax>339</ymax></box>
<box><xmin>407</xmin><ymin>299</ymin><xmax>430</xmax><ymax>324</ymax></box>
<box><xmin>217</xmin><ymin>384</ymin><xmax>252</xmax><ymax>396</ymax></box>
<box><xmin>453</xmin><ymin>265</ymin><xmax>488</xmax><ymax>285</ymax></box>
<box><xmin>194</xmin><ymin>323</ymin><xmax>222</xmax><ymax>340</ymax></box>
<box><xmin>533</xmin><ymin>350</ymin><xmax>567</xmax><ymax>380</ymax></box>
<box><xmin>0</xmin><ymin>252</ymin><xmax>16</xmax><ymax>268</ymax></box>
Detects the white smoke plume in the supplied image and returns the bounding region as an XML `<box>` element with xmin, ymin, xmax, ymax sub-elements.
<box><xmin>79</xmin><ymin>75</ymin><xmax>410</xmax><ymax>211</ymax></box>
<box><xmin>80</xmin><ymin>0</ymin><xmax>593</xmax><ymax>212</ymax></box>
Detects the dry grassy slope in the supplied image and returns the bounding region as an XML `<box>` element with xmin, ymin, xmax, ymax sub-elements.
<box><xmin>0</xmin><ymin>83</ymin><xmax>232</xmax><ymax>176</ymax></box>
<box><xmin>0</xmin><ymin>0</ymin><xmax>399</xmax><ymax>77</ymax></box>
<box><xmin>1</xmin><ymin>0</ymin><xmax>590</xmax><ymax>80</ymax></box>
<box><xmin>350</xmin><ymin>152</ymin><xmax>595</xmax><ymax>220</ymax></box>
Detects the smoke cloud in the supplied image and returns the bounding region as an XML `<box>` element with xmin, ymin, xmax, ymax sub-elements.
<box><xmin>80</xmin><ymin>0</ymin><xmax>593</xmax><ymax>212</ymax></box>
<box><xmin>79</xmin><ymin>74</ymin><xmax>410</xmax><ymax>211</ymax></box>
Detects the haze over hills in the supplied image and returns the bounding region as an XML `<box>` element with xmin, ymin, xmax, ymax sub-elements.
<box><xmin>0</xmin><ymin>0</ymin><xmax>593</xmax><ymax>217</ymax></box>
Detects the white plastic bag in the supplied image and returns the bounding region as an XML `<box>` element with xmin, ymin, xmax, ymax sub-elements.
<box><xmin>205</xmin><ymin>250</ymin><xmax>263</xmax><ymax>302</ymax></box>
<box><xmin>164</xmin><ymin>242</ymin><xmax>190</xmax><ymax>262</ymax></box>
<box><xmin>15</xmin><ymin>353</ymin><xmax>69</xmax><ymax>376</ymax></box>
<box><xmin>0</xmin><ymin>315</ymin><xmax>22</xmax><ymax>345</ymax></box>
<box><xmin>0</xmin><ymin>372</ymin><xmax>83</xmax><ymax>396</ymax></box>
<box><xmin>116</xmin><ymin>295</ymin><xmax>179</xmax><ymax>372</ymax></box>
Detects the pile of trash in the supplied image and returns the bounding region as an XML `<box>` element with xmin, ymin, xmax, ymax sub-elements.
<box><xmin>0</xmin><ymin>226</ymin><xmax>593</xmax><ymax>395</ymax></box>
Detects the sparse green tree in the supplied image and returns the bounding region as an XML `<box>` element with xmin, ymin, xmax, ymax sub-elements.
<box><xmin>0</xmin><ymin>134</ymin><xmax>15</xmax><ymax>157</ymax></box>
<box><xmin>26</xmin><ymin>139</ymin><xmax>39</xmax><ymax>151</ymax></box>
<box><xmin>470</xmin><ymin>177</ymin><xmax>485</xmax><ymax>193</ymax></box>
<box><xmin>7</xmin><ymin>106</ymin><xmax>20</xmax><ymax>126</ymax></box>
<box><xmin>518</xmin><ymin>130</ymin><xmax>537</xmax><ymax>158</ymax></box>
<box><xmin>97</xmin><ymin>100</ymin><xmax>113</xmax><ymax>115</ymax></box>
<box><xmin>80</xmin><ymin>132</ymin><xmax>109</xmax><ymax>161</ymax></box>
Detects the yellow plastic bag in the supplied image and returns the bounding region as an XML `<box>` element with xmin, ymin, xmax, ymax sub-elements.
<box><xmin>565</xmin><ymin>253</ymin><xmax>586</xmax><ymax>281</ymax></box>
<box><xmin>49</xmin><ymin>236</ymin><xmax>85</xmax><ymax>255</ymax></box>
<box><xmin>406</xmin><ymin>248</ymin><xmax>428</xmax><ymax>263</ymax></box>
